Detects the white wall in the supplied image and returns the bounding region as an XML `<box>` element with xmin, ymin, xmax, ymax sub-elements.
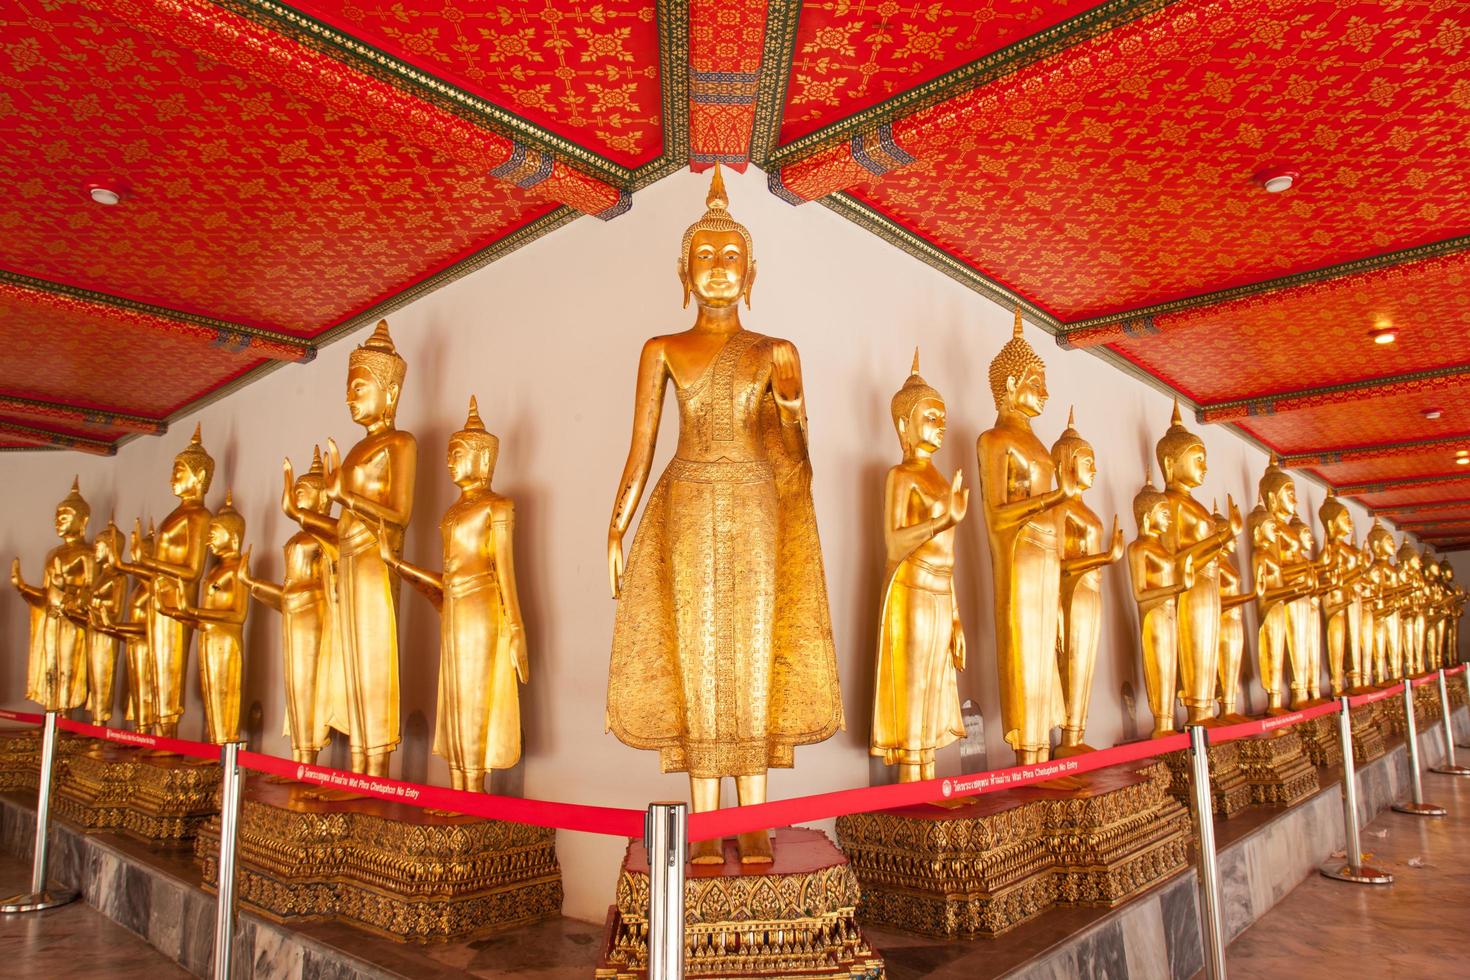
<box><xmin>0</xmin><ymin>166</ymin><xmax>1396</xmax><ymax>922</ymax></box>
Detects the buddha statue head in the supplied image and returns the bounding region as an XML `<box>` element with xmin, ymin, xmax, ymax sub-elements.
<box><xmin>891</xmin><ymin>349</ymin><xmax>946</xmax><ymax>458</ymax></box>
<box><xmin>1259</xmin><ymin>454</ymin><xmax>1296</xmax><ymax>526</ymax></box>
<box><xmin>1441</xmin><ymin>560</ymin><xmax>1455</xmax><ymax>586</ymax></box>
<box><xmin>55</xmin><ymin>477</ymin><xmax>90</xmax><ymax>540</ymax></box>
<box><xmin>448</xmin><ymin>395</ymin><xmax>500</xmax><ymax>489</ymax></box>
<box><xmin>1426</xmin><ymin>559</ymin><xmax>1442</xmax><ymax>583</ymax></box>
<box><xmin>1155</xmin><ymin>400</ymin><xmax>1206</xmax><ymax>490</ymax></box>
<box><xmin>293</xmin><ymin>445</ymin><xmax>330</xmax><ymax>516</ymax></box>
<box><xmin>679</xmin><ymin>165</ymin><xmax>755</xmax><ymax>310</ymax></box>
<box><xmin>1133</xmin><ymin>475</ymin><xmax>1170</xmax><ymax>537</ymax></box>
<box><xmin>347</xmin><ymin>320</ymin><xmax>407</xmax><ymax>428</ymax></box>
<box><xmin>93</xmin><ymin>519</ymin><xmax>124</xmax><ymax>566</ymax></box>
<box><xmin>1248</xmin><ymin>496</ymin><xmax>1276</xmax><ymax>551</ymax></box>
<box><xmin>208</xmin><ymin>491</ymin><xmax>245</xmax><ymax>558</ymax></box>
<box><xmin>1052</xmin><ymin>407</ymin><xmax>1096</xmax><ymax>497</ymax></box>
<box><xmin>988</xmin><ymin>306</ymin><xmax>1047</xmax><ymax>416</ymax></box>
<box><xmin>1366</xmin><ymin>519</ymin><xmax>1396</xmax><ymax>562</ymax></box>
<box><xmin>1290</xmin><ymin>514</ymin><xmax>1313</xmax><ymax>557</ymax></box>
<box><xmin>172</xmin><ymin>424</ymin><xmax>214</xmax><ymax>502</ymax></box>
<box><xmin>1397</xmin><ymin>539</ymin><xmax>1421</xmax><ymax>573</ymax></box>
<box><xmin>1318</xmin><ymin>488</ymin><xmax>1353</xmax><ymax>545</ymax></box>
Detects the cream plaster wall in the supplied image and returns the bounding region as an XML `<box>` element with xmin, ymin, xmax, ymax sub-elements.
<box><xmin>0</xmin><ymin>166</ymin><xmax>1398</xmax><ymax>922</ymax></box>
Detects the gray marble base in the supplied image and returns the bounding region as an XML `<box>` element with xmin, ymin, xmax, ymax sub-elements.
<box><xmin>5</xmin><ymin>704</ymin><xmax>1468</xmax><ymax>980</ymax></box>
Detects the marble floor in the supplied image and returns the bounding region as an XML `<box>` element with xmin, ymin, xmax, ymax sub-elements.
<box><xmin>1203</xmin><ymin>774</ymin><xmax>1470</xmax><ymax>979</ymax></box>
<box><xmin>0</xmin><ymin>853</ymin><xmax>191</xmax><ymax>979</ymax></box>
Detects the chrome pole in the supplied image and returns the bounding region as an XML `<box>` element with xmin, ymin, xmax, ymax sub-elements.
<box><xmin>1429</xmin><ymin>669</ymin><xmax>1470</xmax><ymax>776</ymax></box>
<box><xmin>1320</xmin><ymin>697</ymin><xmax>1392</xmax><ymax>884</ymax></box>
<box><xmin>1189</xmin><ymin>725</ymin><xmax>1228</xmax><ymax>980</ymax></box>
<box><xmin>0</xmin><ymin>711</ymin><xmax>79</xmax><ymax>912</ymax></box>
<box><xmin>1392</xmin><ymin>678</ymin><xmax>1446</xmax><ymax>816</ymax></box>
<box><xmin>644</xmin><ymin>802</ymin><xmax>687</xmax><ymax>980</ymax></box>
<box><xmin>211</xmin><ymin>741</ymin><xmax>244</xmax><ymax>979</ymax></box>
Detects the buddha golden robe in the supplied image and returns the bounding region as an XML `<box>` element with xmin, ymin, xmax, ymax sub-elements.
<box><xmin>278</xmin><ymin>531</ymin><xmax>347</xmax><ymax>753</ymax></box>
<box><xmin>607</xmin><ymin>330</ymin><xmax>842</xmax><ymax>778</ymax></box>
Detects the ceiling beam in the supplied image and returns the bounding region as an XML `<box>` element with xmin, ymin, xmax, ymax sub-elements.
<box><xmin>1337</xmin><ymin>472</ymin><xmax>1470</xmax><ymax>498</ymax></box>
<box><xmin>1378</xmin><ymin>499</ymin><xmax>1470</xmax><ymax>517</ymax></box>
<box><xmin>1</xmin><ymin>273</ymin><xmax>314</xmax><ymax>364</ymax></box>
<box><xmin>1277</xmin><ymin>434</ymin><xmax>1470</xmax><ymax>468</ymax></box>
<box><xmin>0</xmin><ymin>394</ymin><xmax>166</xmax><ymax>436</ymax></box>
<box><xmin>1196</xmin><ymin>363</ymin><xmax>1470</xmax><ymax>424</ymax></box>
<box><xmin>0</xmin><ymin>420</ymin><xmax>115</xmax><ymax>456</ymax></box>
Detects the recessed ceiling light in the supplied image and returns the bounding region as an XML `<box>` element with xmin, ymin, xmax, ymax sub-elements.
<box><xmin>1369</xmin><ymin>327</ymin><xmax>1397</xmax><ymax>345</ymax></box>
<box><xmin>86</xmin><ymin>184</ymin><xmax>121</xmax><ymax>206</ymax></box>
<box><xmin>1458</xmin><ymin>457</ymin><xmax>1469</xmax><ymax>466</ymax></box>
<box><xmin>1254</xmin><ymin>167</ymin><xmax>1300</xmax><ymax>193</ymax></box>
<box><xmin>1424</xmin><ymin>408</ymin><xmax>1444</xmax><ymax>420</ymax></box>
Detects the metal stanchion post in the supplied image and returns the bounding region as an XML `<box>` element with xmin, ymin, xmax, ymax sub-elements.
<box><xmin>1189</xmin><ymin>725</ymin><xmax>1228</xmax><ymax>980</ymax></box>
<box><xmin>1320</xmin><ymin>697</ymin><xmax>1393</xmax><ymax>884</ymax></box>
<box><xmin>0</xmin><ymin>711</ymin><xmax>79</xmax><ymax>913</ymax></box>
<box><xmin>1392</xmin><ymin>678</ymin><xmax>1447</xmax><ymax>816</ymax></box>
<box><xmin>1430</xmin><ymin>669</ymin><xmax>1470</xmax><ymax>776</ymax></box>
<box><xmin>644</xmin><ymin>802</ymin><xmax>687</xmax><ymax>980</ymax></box>
<box><xmin>211</xmin><ymin>741</ymin><xmax>244</xmax><ymax>980</ymax></box>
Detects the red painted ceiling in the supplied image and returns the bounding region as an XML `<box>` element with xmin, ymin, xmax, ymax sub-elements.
<box><xmin>6</xmin><ymin>0</ymin><xmax>1470</xmax><ymax>546</ymax></box>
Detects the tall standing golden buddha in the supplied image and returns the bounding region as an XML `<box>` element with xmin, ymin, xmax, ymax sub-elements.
<box><xmin>977</xmin><ymin>309</ymin><xmax>1067</xmax><ymax>764</ymax></box>
<box><xmin>83</xmin><ymin>521</ymin><xmax>128</xmax><ymax>724</ymax></box>
<box><xmin>1128</xmin><ymin>475</ymin><xmax>1194</xmax><ymax>738</ymax></box>
<box><xmin>159</xmin><ymin>493</ymin><xmax>250</xmax><ymax>744</ymax></box>
<box><xmin>1214</xmin><ymin>500</ymin><xmax>1257</xmax><ymax>720</ymax></box>
<box><xmin>870</xmin><ymin>353</ymin><xmax>968</xmax><ymax>783</ymax></box>
<box><xmin>1290</xmin><ymin>516</ymin><xmax>1327</xmax><ymax>700</ymax></box>
<box><xmin>1318</xmin><ymin>491</ymin><xmax>1365</xmax><ymax>694</ymax></box>
<box><xmin>1155</xmin><ymin>403</ymin><xmax>1240</xmax><ymax>725</ymax></box>
<box><xmin>1366</xmin><ymin>522</ymin><xmax>1403</xmax><ymax>681</ymax></box>
<box><xmin>384</xmin><ymin>397</ymin><xmax>529</xmax><ymax>792</ymax></box>
<box><xmin>12</xmin><ymin>478</ymin><xmax>93</xmax><ymax>712</ymax></box>
<box><xmin>289</xmin><ymin>320</ymin><xmax>417</xmax><ymax>776</ymax></box>
<box><xmin>95</xmin><ymin>521</ymin><xmax>158</xmax><ymax>730</ymax></box>
<box><xmin>1051</xmin><ymin>409</ymin><xmax>1123</xmax><ymax>754</ymax></box>
<box><xmin>606</xmin><ymin>167</ymin><xmax>842</xmax><ymax>864</ymax></box>
<box><xmin>1397</xmin><ymin>541</ymin><xmax>1426</xmax><ymax>675</ymax></box>
<box><xmin>241</xmin><ymin>447</ymin><xmax>346</xmax><ymax>764</ymax></box>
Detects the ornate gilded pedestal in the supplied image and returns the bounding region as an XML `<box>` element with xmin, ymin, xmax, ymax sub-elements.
<box><xmin>1414</xmin><ymin>681</ymin><xmax>1441</xmax><ymax>728</ymax></box>
<box><xmin>596</xmin><ymin>828</ymin><xmax>882</xmax><ymax>978</ymax></box>
<box><xmin>54</xmin><ymin>740</ymin><xmax>220</xmax><ymax>841</ymax></box>
<box><xmin>0</xmin><ymin>729</ymin><xmax>82</xmax><ymax>792</ymax></box>
<box><xmin>1349</xmin><ymin>704</ymin><xmax>1387</xmax><ymax>764</ymax></box>
<box><xmin>1295</xmin><ymin>714</ymin><xmax>1343</xmax><ymax>768</ymax></box>
<box><xmin>195</xmin><ymin>777</ymin><xmax>561</xmax><ymax>943</ymax></box>
<box><xmin>1162</xmin><ymin>740</ymin><xmax>1252</xmax><ymax>818</ymax></box>
<box><xmin>1234</xmin><ymin>731</ymin><xmax>1317</xmax><ymax>807</ymax></box>
<box><xmin>834</xmin><ymin>760</ymin><xmax>1189</xmax><ymax>939</ymax></box>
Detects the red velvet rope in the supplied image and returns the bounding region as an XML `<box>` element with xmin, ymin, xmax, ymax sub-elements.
<box><xmin>2</xmin><ymin>662</ymin><xmax>1462</xmax><ymax>839</ymax></box>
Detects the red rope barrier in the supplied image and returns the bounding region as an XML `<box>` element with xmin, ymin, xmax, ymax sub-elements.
<box><xmin>0</xmin><ymin>708</ymin><xmax>43</xmax><ymax>726</ymax></box>
<box><xmin>55</xmin><ymin>717</ymin><xmax>222</xmax><ymax>761</ymax></box>
<box><xmin>237</xmin><ymin>750</ymin><xmax>645</xmax><ymax>838</ymax></box>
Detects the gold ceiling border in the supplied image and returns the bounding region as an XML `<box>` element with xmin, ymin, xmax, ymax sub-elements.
<box><xmin>766</xmin><ymin>0</ymin><xmax>1175</xmax><ymax>168</ymax></box>
<box><xmin>748</xmin><ymin>0</ymin><xmax>803</xmax><ymax>168</ymax></box>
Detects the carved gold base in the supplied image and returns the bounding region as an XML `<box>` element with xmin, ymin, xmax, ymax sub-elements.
<box><xmin>54</xmin><ymin>740</ymin><xmax>221</xmax><ymax>842</ymax></box>
<box><xmin>1234</xmin><ymin>730</ymin><xmax>1318</xmax><ymax>807</ymax></box>
<box><xmin>833</xmin><ymin>760</ymin><xmax>1189</xmax><ymax>940</ymax></box>
<box><xmin>1350</xmin><ymin>704</ymin><xmax>1387</xmax><ymax>765</ymax></box>
<box><xmin>595</xmin><ymin>827</ymin><xmax>883</xmax><ymax>978</ymax></box>
<box><xmin>1414</xmin><ymin>682</ymin><xmax>1442</xmax><ymax>727</ymax></box>
<box><xmin>1449</xmin><ymin>675</ymin><xmax>1468</xmax><ymax>709</ymax></box>
<box><xmin>1295</xmin><ymin>715</ymin><xmax>1343</xmax><ymax>768</ymax></box>
<box><xmin>1163</xmin><ymin>739</ymin><xmax>1253</xmax><ymax>818</ymax></box>
<box><xmin>0</xmin><ymin>729</ymin><xmax>83</xmax><ymax>793</ymax></box>
<box><xmin>195</xmin><ymin>777</ymin><xmax>562</xmax><ymax>944</ymax></box>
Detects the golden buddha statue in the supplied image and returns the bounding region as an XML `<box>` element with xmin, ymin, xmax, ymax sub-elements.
<box><xmin>1257</xmin><ymin>457</ymin><xmax>1315</xmax><ymax>706</ymax></box>
<box><xmin>1425</xmin><ymin>557</ymin><xmax>1447</xmax><ymax>670</ymax></box>
<box><xmin>1155</xmin><ymin>403</ymin><xmax>1240</xmax><ymax>725</ymax></box>
<box><xmin>1366</xmin><ymin>522</ymin><xmax>1403</xmax><ymax>681</ymax></box>
<box><xmin>82</xmin><ymin>521</ymin><xmax>127</xmax><ymax>724</ymax></box>
<box><xmin>95</xmin><ymin>521</ymin><xmax>158</xmax><ymax>730</ymax></box>
<box><xmin>1316</xmin><ymin>492</ymin><xmax>1364</xmax><ymax>695</ymax></box>
<box><xmin>382</xmin><ymin>398</ymin><xmax>528</xmax><ymax>792</ymax></box>
<box><xmin>1215</xmin><ymin>500</ymin><xmax>1258</xmax><ymax>720</ymax></box>
<box><xmin>1128</xmin><ymin>476</ymin><xmax>1194</xmax><ymax>738</ymax></box>
<box><xmin>1051</xmin><ymin>408</ymin><xmax>1123</xmax><ymax>754</ymax></box>
<box><xmin>870</xmin><ymin>354</ymin><xmax>968</xmax><ymax>783</ymax></box>
<box><xmin>1442</xmin><ymin>561</ymin><xmax>1464</xmax><ymax>664</ymax></box>
<box><xmin>288</xmin><ymin>320</ymin><xmax>417</xmax><ymax>776</ymax></box>
<box><xmin>977</xmin><ymin>309</ymin><xmax>1067</xmax><ymax>764</ymax></box>
<box><xmin>240</xmin><ymin>447</ymin><xmax>347</xmax><ymax>764</ymax></box>
<box><xmin>11</xmin><ymin>478</ymin><xmax>93</xmax><ymax>712</ymax></box>
<box><xmin>1290</xmin><ymin>516</ymin><xmax>1327</xmax><ymax>700</ymax></box>
<box><xmin>1356</xmin><ymin>536</ymin><xmax>1379</xmax><ymax>688</ymax></box>
<box><xmin>1397</xmin><ymin>541</ymin><xmax>1426</xmax><ymax>675</ymax></box>
<box><xmin>158</xmin><ymin>494</ymin><xmax>249</xmax><ymax>743</ymax></box>
<box><xmin>1249</xmin><ymin>493</ymin><xmax>1305</xmax><ymax>713</ymax></box>
<box><xmin>113</xmin><ymin>426</ymin><xmax>214</xmax><ymax>738</ymax></box>
<box><xmin>606</xmin><ymin>166</ymin><xmax>842</xmax><ymax>864</ymax></box>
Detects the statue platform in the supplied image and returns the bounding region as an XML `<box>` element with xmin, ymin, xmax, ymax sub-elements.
<box><xmin>54</xmin><ymin>739</ymin><xmax>220</xmax><ymax>842</ymax></box>
<box><xmin>833</xmin><ymin>759</ymin><xmax>1190</xmax><ymax>939</ymax></box>
<box><xmin>1349</xmin><ymin>703</ymin><xmax>1387</xmax><ymax>764</ymax></box>
<box><xmin>595</xmin><ymin>827</ymin><xmax>883</xmax><ymax>978</ymax></box>
<box><xmin>1294</xmin><ymin>713</ymin><xmax>1343</xmax><ymax>768</ymax></box>
<box><xmin>1234</xmin><ymin>730</ymin><xmax>1317</xmax><ymax>807</ymax></box>
<box><xmin>194</xmin><ymin>775</ymin><xmax>562</xmax><ymax>944</ymax></box>
<box><xmin>1161</xmin><ymin>737</ymin><xmax>1253</xmax><ymax>817</ymax></box>
<box><xmin>0</xmin><ymin>728</ymin><xmax>83</xmax><ymax>793</ymax></box>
